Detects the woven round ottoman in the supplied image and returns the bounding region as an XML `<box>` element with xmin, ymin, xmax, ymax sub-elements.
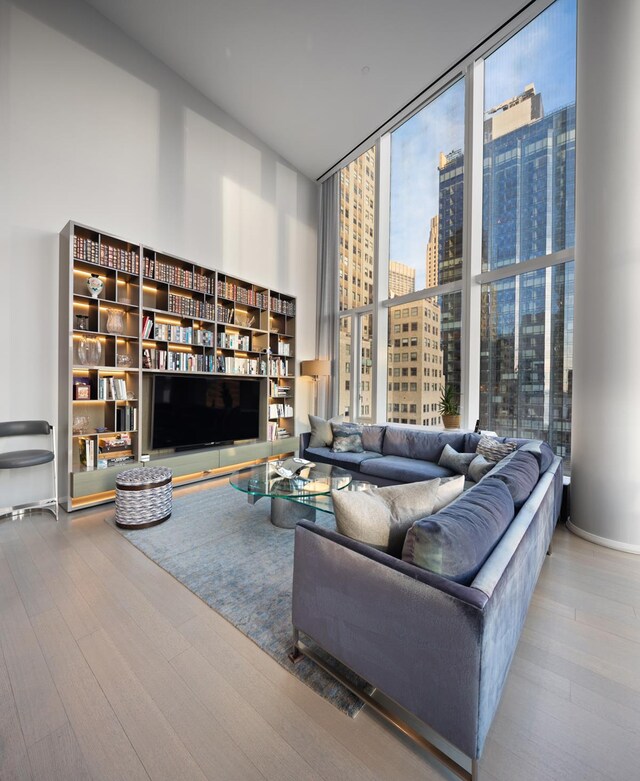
<box><xmin>115</xmin><ymin>467</ymin><xmax>173</xmax><ymax>529</ymax></box>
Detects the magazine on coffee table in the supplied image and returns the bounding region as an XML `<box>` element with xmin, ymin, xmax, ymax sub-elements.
<box><xmin>272</xmin><ymin>457</ymin><xmax>315</xmax><ymax>479</ymax></box>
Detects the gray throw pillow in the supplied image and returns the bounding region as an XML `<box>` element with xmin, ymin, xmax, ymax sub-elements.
<box><xmin>468</xmin><ymin>454</ymin><xmax>495</xmax><ymax>483</ymax></box>
<box><xmin>438</xmin><ymin>443</ymin><xmax>476</xmax><ymax>476</ymax></box>
<box><xmin>331</xmin><ymin>422</ymin><xmax>364</xmax><ymax>453</ymax></box>
<box><xmin>476</xmin><ymin>435</ymin><xmax>517</xmax><ymax>463</ymax></box>
<box><xmin>308</xmin><ymin>414</ymin><xmax>343</xmax><ymax>447</ymax></box>
<box><xmin>332</xmin><ymin>478</ymin><xmax>442</xmax><ymax>556</ymax></box>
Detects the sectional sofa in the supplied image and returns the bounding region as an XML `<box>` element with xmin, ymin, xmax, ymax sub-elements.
<box><xmin>291</xmin><ymin>425</ymin><xmax>563</xmax><ymax>780</ymax></box>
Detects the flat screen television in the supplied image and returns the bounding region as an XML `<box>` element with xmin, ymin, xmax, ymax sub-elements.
<box><xmin>151</xmin><ymin>374</ymin><xmax>261</xmax><ymax>450</ymax></box>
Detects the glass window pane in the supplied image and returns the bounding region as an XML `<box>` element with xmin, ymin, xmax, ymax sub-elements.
<box><xmin>479</xmin><ymin>261</ymin><xmax>573</xmax><ymax>465</ymax></box>
<box><xmin>387</xmin><ymin>291</ymin><xmax>461</xmax><ymax>426</ymax></box>
<box><xmin>389</xmin><ymin>79</ymin><xmax>465</xmax><ymax>295</ymax></box>
<box><xmin>482</xmin><ymin>0</ymin><xmax>576</xmax><ymax>271</ymax></box>
<box><xmin>338</xmin><ymin>316</ymin><xmax>352</xmax><ymax>418</ymax></box>
<box><xmin>359</xmin><ymin>313</ymin><xmax>373</xmax><ymax>421</ymax></box>
<box><xmin>339</xmin><ymin>147</ymin><xmax>376</xmax><ymax>312</ymax></box>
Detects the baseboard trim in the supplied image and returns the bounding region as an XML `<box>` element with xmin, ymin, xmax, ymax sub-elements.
<box><xmin>566</xmin><ymin>520</ymin><xmax>640</xmax><ymax>555</ymax></box>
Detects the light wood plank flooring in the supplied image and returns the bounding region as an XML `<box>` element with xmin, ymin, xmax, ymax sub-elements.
<box><xmin>1</xmin><ymin>481</ymin><xmax>639</xmax><ymax>781</ymax></box>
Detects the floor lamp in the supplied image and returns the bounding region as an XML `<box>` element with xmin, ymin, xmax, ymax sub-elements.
<box><xmin>300</xmin><ymin>359</ymin><xmax>331</xmax><ymax>416</ymax></box>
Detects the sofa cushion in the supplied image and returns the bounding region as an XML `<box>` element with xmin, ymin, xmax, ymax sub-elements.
<box><xmin>308</xmin><ymin>414</ymin><xmax>343</xmax><ymax>447</ymax></box>
<box><xmin>518</xmin><ymin>439</ymin><xmax>555</xmax><ymax>472</ymax></box>
<box><xmin>361</xmin><ymin>424</ymin><xmax>386</xmax><ymax>454</ymax></box>
<box><xmin>332</xmin><ymin>478</ymin><xmax>442</xmax><ymax>556</ymax></box>
<box><xmin>402</xmin><ymin>480</ymin><xmax>515</xmax><ymax>585</ymax></box>
<box><xmin>382</xmin><ymin>427</ymin><xmax>466</xmax><ymax>462</ymax></box>
<box><xmin>304</xmin><ymin>446</ymin><xmax>382</xmax><ymax>469</ymax></box>
<box><xmin>438</xmin><ymin>444</ymin><xmax>476</xmax><ymax>476</ymax></box>
<box><xmin>482</xmin><ymin>450</ymin><xmax>540</xmax><ymax>510</ymax></box>
<box><xmin>331</xmin><ymin>422</ymin><xmax>364</xmax><ymax>453</ymax></box>
<box><xmin>476</xmin><ymin>435</ymin><xmax>517</xmax><ymax>462</ymax></box>
<box><xmin>361</xmin><ymin>455</ymin><xmax>455</xmax><ymax>483</ymax></box>
<box><xmin>467</xmin><ymin>454</ymin><xmax>495</xmax><ymax>483</ymax></box>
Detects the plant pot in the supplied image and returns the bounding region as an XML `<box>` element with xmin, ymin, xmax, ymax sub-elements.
<box><xmin>442</xmin><ymin>414</ymin><xmax>461</xmax><ymax>429</ymax></box>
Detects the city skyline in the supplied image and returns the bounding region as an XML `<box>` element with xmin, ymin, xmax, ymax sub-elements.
<box><xmin>389</xmin><ymin>0</ymin><xmax>576</xmax><ymax>289</ymax></box>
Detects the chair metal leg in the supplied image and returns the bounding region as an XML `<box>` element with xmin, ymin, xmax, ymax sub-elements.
<box><xmin>51</xmin><ymin>424</ymin><xmax>59</xmax><ymax>521</ymax></box>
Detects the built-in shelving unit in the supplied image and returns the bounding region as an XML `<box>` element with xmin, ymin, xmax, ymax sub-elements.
<box><xmin>59</xmin><ymin>221</ymin><xmax>297</xmax><ymax>511</ymax></box>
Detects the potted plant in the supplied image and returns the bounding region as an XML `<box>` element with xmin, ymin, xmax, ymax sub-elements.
<box><xmin>439</xmin><ymin>385</ymin><xmax>460</xmax><ymax>429</ymax></box>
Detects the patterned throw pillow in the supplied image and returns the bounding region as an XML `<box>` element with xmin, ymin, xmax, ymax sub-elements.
<box><xmin>476</xmin><ymin>435</ymin><xmax>516</xmax><ymax>463</ymax></box>
<box><xmin>330</xmin><ymin>422</ymin><xmax>364</xmax><ymax>453</ymax></box>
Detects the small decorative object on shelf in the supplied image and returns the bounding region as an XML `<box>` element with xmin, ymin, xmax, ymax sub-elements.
<box><xmin>234</xmin><ymin>311</ymin><xmax>255</xmax><ymax>328</ymax></box>
<box><xmin>117</xmin><ymin>354</ymin><xmax>133</xmax><ymax>368</ymax></box>
<box><xmin>86</xmin><ymin>273</ymin><xmax>103</xmax><ymax>299</ymax></box>
<box><xmin>90</xmin><ymin>337</ymin><xmax>102</xmax><ymax>364</ymax></box>
<box><xmin>106</xmin><ymin>308</ymin><xmax>125</xmax><ymax>334</ymax></box>
<box><xmin>76</xmin><ymin>336</ymin><xmax>89</xmax><ymax>365</ymax></box>
<box><xmin>72</xmin><ymin>416</ymin><xmax>89</xmax><ymax>435</ymax></box>
<box><xmin>75</xmin><ymin>314</ymin><xmax>89</xmax><ymax>330</ymax></box>
<box><xmin>73</xmin><ymin>380</ymin><xmax>91</xmax><ymax>400</ymax></box>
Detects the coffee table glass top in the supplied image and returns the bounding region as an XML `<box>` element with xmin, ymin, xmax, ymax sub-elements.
<box><xmin>229</xmin><ymin>462</ymin><xmax>352</xmax><ymax>499</ymax></box>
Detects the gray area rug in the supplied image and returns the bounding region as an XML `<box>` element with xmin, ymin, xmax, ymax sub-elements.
<box><xmin>108</xmin><ymin>482</ymin><xmax>365</xmax><ymax>717</ymax></box>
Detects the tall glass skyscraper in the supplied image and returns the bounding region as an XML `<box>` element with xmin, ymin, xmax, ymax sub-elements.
<box><xmin>479</xmin><ymin>88</ymin><xmax>575</xmax><ymax>460</ymax></box>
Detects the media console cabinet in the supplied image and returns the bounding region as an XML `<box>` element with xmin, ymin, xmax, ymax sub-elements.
<box><xmin>58</xmin><ymin>221</ymin><xmax>297</xmax><ymax>511</ymax></box>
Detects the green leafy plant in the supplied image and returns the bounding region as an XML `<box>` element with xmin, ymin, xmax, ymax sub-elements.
<box><xmin>438</xmin><ymin>385</ymin><xmax>459</xmax><ymax>416</ymax></box>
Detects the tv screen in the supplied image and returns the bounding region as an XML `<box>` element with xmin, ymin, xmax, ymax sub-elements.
<box><xmin>151</xmin><ymin>374</ymin><xmax>261</xmax><ymax>450</ymax></box>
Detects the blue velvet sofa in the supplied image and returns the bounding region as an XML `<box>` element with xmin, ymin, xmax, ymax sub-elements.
<box><xmin>291</xmin><ymin>426</ymin><xmax>563</xmax><ymax>780</ymax></box>
<box><xmin>301</xmin><ymin>426</ymin><xmax>510</xmax><ymax>486</ymax></box>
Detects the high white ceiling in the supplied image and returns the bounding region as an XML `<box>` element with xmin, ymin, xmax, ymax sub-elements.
<box><xmin>85</xmin><ymin>0</ymin><xmax>528</xmax><ymax>180</ymax></box>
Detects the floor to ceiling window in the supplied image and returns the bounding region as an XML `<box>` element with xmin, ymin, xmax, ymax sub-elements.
<box><xmin>338</xmin><ymin>147</ymin><xmax>376</xmax><ymax>421</ymax></box>
<box><xmin>331</xmin><ymin>0</ymin><xmax>576</xmax><ymax>461</ymax></box>
<box><xmin>386</xmin><ymin>80</ymin><xmax>465</xmax><ymax>423</ymax></box>
<box><xmin>480</xmin><ymin>0</ymin><xmax>576</xmax><ymax>461</ymax></box>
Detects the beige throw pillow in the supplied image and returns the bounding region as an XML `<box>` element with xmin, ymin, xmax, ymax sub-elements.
<box><xmin>308</xmin><ymin>414</ymin><xmax>343</xmax><ymax>447</ymax></box>
<box><xmin>432</xmin><ymin>474</ymin><xmax>465</xmax><ymax>512</ymax></box>
<box><xmin>332</xmin><ymin>478</ymin><xmax>442</xmax><ymax>557</ymax></box>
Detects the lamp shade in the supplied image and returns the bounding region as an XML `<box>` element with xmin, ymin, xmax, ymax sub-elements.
<box><xmin>300</xmin><ymin>359</ymin><xmax>331</xmax><ymax>378</ymax></box>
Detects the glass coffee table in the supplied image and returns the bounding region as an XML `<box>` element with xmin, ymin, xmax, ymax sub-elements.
<box><xmin>229</xmin><ymin>462</ymin><xmax>353</xmax><ymax>528</ymax></box>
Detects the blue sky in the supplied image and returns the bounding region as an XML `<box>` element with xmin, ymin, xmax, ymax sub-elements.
<box><xmin>389</xmin><ymin>0</ymin><xmax>576</xmax><ymax>291</ymax></box>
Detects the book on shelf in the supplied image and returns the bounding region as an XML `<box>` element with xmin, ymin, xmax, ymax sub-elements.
<box><xmin>97</xmin><ymin>376</ymin><xmax>128</xmax><ymax>400</ymax></box>
<box><xmin>141</xmin><ymin>315</ymin><xmax>154</xmax><ymax>339</ymax></box>
<box><xmin>269</xmin><ymin>358</ymin><xmax>289</xmax><ymax>376</ymax></box>
<box><xmin>78</xmin><ymin>437</ymin><xmax>95</xmax><ymax>468</ymax></box>
<box><xmin>97</xmin><ymin>453</ymin><xmax>134</xmax><ymax>469</ymax></box>
<box><xmin>268</xmin><ymin>403</ymin><xmax>294</xmax><ymax>419</ymax></box>
<box><xmin>270</xmin><ymin>381</ymin><xmax>290</xmax><ymax>397</ymax></box>
<box><xmin>99</xmin><ymin>433</ymin><xmax>132</xmax><ymax>454</ymax></box>
<box><xmin>115</xmin><ymin>405</ymin><xmax>137</xmax><ymax>432</ymax></box>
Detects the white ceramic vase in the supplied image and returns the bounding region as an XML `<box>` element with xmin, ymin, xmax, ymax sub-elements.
<box><xmin>86</xmin><ymin>273</ymin><xmax>104</xmax><ymax>299</ymax></box>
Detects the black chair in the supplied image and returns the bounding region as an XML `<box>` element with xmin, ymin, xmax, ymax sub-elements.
<box><xmin>0</xmin><ymin>420</ymin><xmax>58</xmax><ymax>520</ymax></box>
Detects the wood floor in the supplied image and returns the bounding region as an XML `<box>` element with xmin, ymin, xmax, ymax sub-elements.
<box><xmin>1</xmin><ymin>481</ymin><xmax>639</xmax><ymax>781</ymax></box>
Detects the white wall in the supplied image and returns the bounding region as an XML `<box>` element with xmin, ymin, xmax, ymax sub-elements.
<box><xmin>0</xmin><ymin>0</ymin><xmax>318</xmax><ymax>508</ymax></box>
<box><xmin>570</xmin><ymin>0</ymin><xmax>640</xmax><ymax>553</ymax></box>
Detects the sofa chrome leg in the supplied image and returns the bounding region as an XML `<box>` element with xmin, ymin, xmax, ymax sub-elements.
<box><xmin>547</xmin><ymin>541</ymin><xmax>553</xmax><ymax>556</ymax></box>
<box><xmin>471</xmin><ymin>758</ymin><xmax>480</xmax><ymax>780</ymax></box>
<box><xmin>288</xmin><ymin>627</ymin><xmax>303</xmax><ymax>664</ymax></box>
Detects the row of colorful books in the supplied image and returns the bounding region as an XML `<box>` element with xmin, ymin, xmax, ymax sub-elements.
<box><xmin>217</xmin><ymin>280</ymin><xmax>268</xmax><ymax>309</ymax></box>
<box><xmin>269</xmin><ymin>297</ymin><xmax>296</xmax><ymax>317</ymax></box>
<box><xmin>168</xmin><ymin>294</ymin><xmax>215</xmax><ymax>320</ymax></box>
<box><xmin>142</xmin><ymin>316</ymin><xmax>214</xmax><ymax>345</ymax></box>
<box><xmin>143</xmin><ymin>348</ymin><xmax>215</xmax><ymax>373</ymax></box>
<box><xmin>216</xmin><ymin>356</ymin><xmax>267</xmax><ymax>375</ymax></box>
<box><xmin>115</xmin><ymin>406</ymin><xmax>137</xmax><ymax>432</ymax></box>
<box><xmin>267</xmin><ymin>423</ymin><xmax>292</xmax><ymax>441</ymax></box>
<box><xmin>269</xmin><ymin>358</ymin><xmax>290</xmax><ymax>376</ymax></box>
<box><xmin>217</xmin><ymin>332</ymin><xmax>250</xmax><ymax>350</ymax></box>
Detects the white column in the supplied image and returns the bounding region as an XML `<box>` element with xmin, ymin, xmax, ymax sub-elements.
<box><xmin>570</xmin><ymin>0</ymin><xmax>640</xmax><ymax>552</ymax></box>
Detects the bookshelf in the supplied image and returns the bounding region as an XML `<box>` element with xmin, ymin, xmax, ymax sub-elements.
<box><xmin>59</xmin><ymin>221</ymin><xmax>297</xmax><ymax>511</ymax></box>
